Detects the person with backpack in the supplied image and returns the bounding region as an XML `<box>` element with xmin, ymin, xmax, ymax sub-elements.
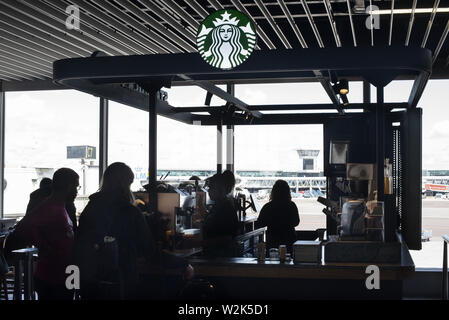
<box><xmin>3</xmin><ymin>177</ymin><xmax>78</xmax><ymax>263</ymax></box>
<box><xmin>74</xmin><ymin>162</ymin><xmax>194</xmax><ymax>300</ymax></box>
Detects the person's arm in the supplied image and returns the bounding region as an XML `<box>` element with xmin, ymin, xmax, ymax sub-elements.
<box><xmin>254</xmin><ymin>204</ymin><xmax>269</xmax><ymax>229</ymax></box>
<box><xmin>133</xmin><ymin>209</ymin><xmax>191</xmax><ymax>273</ymax></box>
<box><xmin>289</xmin><ymin>202</ymin><xmax>300</xmax><ymax>227</ymax></box>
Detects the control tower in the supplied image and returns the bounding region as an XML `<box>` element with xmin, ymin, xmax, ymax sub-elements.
<box><xmin>296</xmin><ymin>150</ymin><xmax>321</xmax><ymax>175</ymax></box>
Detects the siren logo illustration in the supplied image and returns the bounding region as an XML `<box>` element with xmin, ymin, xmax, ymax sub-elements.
<box><xmin>197</xmin><ymin>9</ymin><xmax>256</xmax><ymax>70</ymax></box>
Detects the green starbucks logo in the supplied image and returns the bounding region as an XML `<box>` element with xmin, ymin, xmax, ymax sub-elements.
<box><xmin>197</xmin><ymin>9</ymin><xmax>256</xmax><ymax>70</ymax></box>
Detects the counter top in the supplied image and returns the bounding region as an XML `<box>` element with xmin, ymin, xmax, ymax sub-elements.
<box><xmin>187</xmin><ymin>240</ymin><xmax>414</xmax><ymax>281</ymax></box>
<box><xmin>139</xmin><ymin>242</ymin><xmax>413</xmax><ymax>281</ymax></box>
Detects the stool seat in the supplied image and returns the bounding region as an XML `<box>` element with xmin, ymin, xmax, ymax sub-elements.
<box><xmin>12</xmin><ymin>248</ymin><xmax>38</xmax><ymax>256</ymax></box>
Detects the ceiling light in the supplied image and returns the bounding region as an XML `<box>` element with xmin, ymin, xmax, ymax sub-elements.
<box><xmin>339</xmin><ymin>79</ymin><xmax>349</xmax><ymax>95</ymax></box>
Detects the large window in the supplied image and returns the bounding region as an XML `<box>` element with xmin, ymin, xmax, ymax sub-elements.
<box><xmin>158</xmin><ymin>86</ymin><xmax>219</xmax><ymax>178</ymax></box>
<box><xmin>108</xmin><ymin>86</ymin><xmax>219</xmax><ymax>191</ymax></box>
<box><xmin>4</xmin><ymin>80</ymin><xmax>447</xmax><ymax>269</ymax></box>
<box><xmin>234</xmin><ymin>84</ymin><xmax>326</xmax><ymax>230</ymax></box>
<box><xmin>108</xmin><ymin>101</ymin><xmax>149</xmax><ymax>191</ymax></box>
<box><xmin>4</xmin><ymin>90</ymin><xmax>99</xmax><ymax>218</ymax></box>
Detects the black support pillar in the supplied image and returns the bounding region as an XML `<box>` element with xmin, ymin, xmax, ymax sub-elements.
<box><xmin>99</xmin><ymin>97</ymin><xmax>108</xmax><ymax>184</ymax></box>
<box><xmin>149</xmin><ymin>88</ymin><xmax>158</xmax><ymax>214</ymax></box>
<box><xmin>0</xmin><ymin>83</ymin><xmax>4</xmax><ymax>218</ymax></box>
<box><xmin>217</xmin><ymin>119</ymin><xmax>223</xmax><ymax>174</ymax></box>
<box><xmin>376</xmin><ymin>86</ymin><xmax>385</xmax><ymax>202</ymax></box>
<box><xmin>363</xmin><ymin>81</ymin><xmax>371</xmax><ymax>112</ymax></box>
<box><xmin>226</xmin><ymin>83</ymin><xmax>235</xmax><ymax>173</ymax></box>
<box><xmin>403</xmin><ymin>108</ymin><xmax>423</xmax><ymax>250</ymax></box>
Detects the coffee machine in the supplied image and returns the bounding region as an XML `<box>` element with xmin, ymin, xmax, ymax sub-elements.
<box><xmin>320</xmin><ymin>139</ymin><xmax>376</xmax><ymax>240</ymax></box>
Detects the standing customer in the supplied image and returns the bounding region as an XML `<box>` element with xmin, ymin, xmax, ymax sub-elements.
<box><xmin>74</xmin><ymin>162</ymin><xmax>193</xmax><ymax>300</ymax></box>
<box><xmin>30</xmin><ymin>168</ymin><xmax>79</xmax><ymax>300</ymax></box>
<box><xmin>202</xmin><ymin>173</ymin><xmax>239</xmax><ymax>257</ymax></box>
<box><xmin>4</xmin><ymin>177</ymin><xmax>79</xmax><ymax>262</ymax></box>
<box><xmin>26</xmin><ymin>177</ymin><xmax>53</xmax><ymax>215</ymax></box>
<box><xmin>255</xmin><ymin>180</ymin><xmax>300</xmax><ymax>252</ymax></box>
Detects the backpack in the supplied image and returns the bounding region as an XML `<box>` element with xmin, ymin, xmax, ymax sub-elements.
<box><xmin>3</xmin><ymin>224</ymin><xmax>30</xmax><ymax>263</ymax></box>
<box><xmin>73</xmin><ymin>205</ymin><xmax>121</xmax><ymax>286</ymax></box>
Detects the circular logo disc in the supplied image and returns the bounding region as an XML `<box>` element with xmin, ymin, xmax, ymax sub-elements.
<box><xmin>197</xmin><ymin>9</ymin><xmax>257</xmax><ymax>70</ymax></box>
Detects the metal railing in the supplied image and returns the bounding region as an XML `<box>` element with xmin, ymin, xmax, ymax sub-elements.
<box><xmin>443</xmin><ymin>235</ymin><xmax>449</xmax><ymax>300</ymax></box>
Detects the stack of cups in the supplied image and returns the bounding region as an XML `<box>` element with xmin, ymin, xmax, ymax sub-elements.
<box><xmin>365</xmin><ymin>201</ymin><xmax>384</xmax><ymax>241</ymax></box>
<box><xmin>279</xmin><ymin>245</ymin><xmax>286</xmax><ymax>263</ymax></box>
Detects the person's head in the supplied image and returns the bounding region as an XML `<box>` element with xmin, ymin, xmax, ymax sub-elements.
<box><xmin>206</xmin><ymin>173</ymin><xmax>227</xmax><ymax>201</ymax></box>
<box><xmin>270</xmin><ymin>180</ymin><xmax>292</xmax><ymax>203</ymax></box>
<box><xmin>222</xmin><ymin>170</ymin><xmax>235</xmax><ymax>195</ymax></box>
<box><xmin>39</xmin><ymin>177</ymin><xmax>52</xmax><ymax>189</ymax></box>
<box><xmin>52</xmin><ymin>168</ymin><xmax>79</xmax><ymax>203</ymax></box>
<box><xmin>100</xmin><ymin>162</ymin><xmax>134</xmax><ymax>203</ymax></box>
<box><xmin>189</xmin><ymin>176</ymin><xmax>201</xmax><ymax>181</ymax></box>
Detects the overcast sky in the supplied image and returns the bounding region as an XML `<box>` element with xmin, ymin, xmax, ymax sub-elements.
<box><xmin>4</xmin><ymin>79</ymin><xmax>449</xmax><ymax>172</ymax></box>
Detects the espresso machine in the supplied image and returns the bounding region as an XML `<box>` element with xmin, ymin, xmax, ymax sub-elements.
<box><xmin>321</xmin><ymin>163</ymin><xmax>374</xmax><ymax>240</ymax></box>
<box><xmin>319</xmin><ymin>140</ymin><xmax>377</xmax><ymax>240</ymax></box>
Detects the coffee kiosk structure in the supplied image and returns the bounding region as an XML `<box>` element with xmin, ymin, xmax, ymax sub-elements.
<box><xmin>52</xmin><ymin>45</ymin><xmax>430</xmax><ymax>299</ymax></box>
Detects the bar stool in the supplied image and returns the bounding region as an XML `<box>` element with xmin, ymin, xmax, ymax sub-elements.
<box><xmin>12</xmin><ymin>248</ymin><xmax>38</xmax><ymax>300</ymax></box>
<box><xmin>0</xmin><ymin>236</ymin><xmax>11</xmax><ymax>300</ymax></box>
<box><xmin>0</xmin><ymin>268</ymin><xmax>15</xmax><ymax>300</ymax></box>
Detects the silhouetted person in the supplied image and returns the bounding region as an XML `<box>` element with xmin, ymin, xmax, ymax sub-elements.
<box><xmin>24</xmin><ymin>178</ymin><xmax>78</xmax><ymax>234</ymax></box>
<box><xmin>26</xmin><ymin>178</ymin><xmax>78</xmax><ymax>231</ymax></box>
<box><xmin>74</xmin><ymin>162</ymin><xmax>193</xmax><ymax>300</ymax></box>
<box><xmin>26</xmin><ymin>177</ymin><xmax>52</xmax><ymax>215</ymax></box>
<box><xmin>202</xmin><ymin>173</ymin><xmax>239</xmax><ymax>257</ymax></box>
<box><xmin>222</xmin><ymin>170</ymin><xmax>236</xmax><ymax>197</ymax></box>
<box><xmin>4</xmin><ymin>178</ymin><xmax>54</xmax><ymax>259</ymax></box>
<box><xmin>255</xmin><ymin>180</ymin><xmax>300</xmax><ymax>252</ymax></box>
<box><xmin>179</xmin><ymin>175</ymin><xmax>202</xmax><ymax>193</ymax></box>
<box><xmin>30</xmin><ymin>168</ymin><xmax>80</xmax><ymax>300</ymax></box>
<box><xmin>10</xmin><ymin>178</ymin><xmax>79</xmax><ymax>255</ymax></box>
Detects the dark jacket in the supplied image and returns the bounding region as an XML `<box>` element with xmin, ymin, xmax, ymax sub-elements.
<box><xmin>74</xmin><ymin>191</ymin><xmax>187</xmax><ymax>299</ymax></box>
<box><xmin>26</xmin><ymin>186</ymin><xmax>51</xmax><ymax>216</ymax></box>
<box><xmin>202</xmin><ymin>198</ymin><xmax>239</xmax><ymax>257</ymax></box>
<box><xmin>255</xmin><ymin>201</ymin><xmax>300</xmax><ymax>251</ymax></box>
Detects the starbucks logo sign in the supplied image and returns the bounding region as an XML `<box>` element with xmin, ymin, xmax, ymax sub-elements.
<box><xmin>197</xmin><ymin>9</ymin><xmax>256</xmax><ymax>70</ymax></box>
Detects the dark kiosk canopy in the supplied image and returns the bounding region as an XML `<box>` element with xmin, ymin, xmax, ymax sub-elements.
<box><xmin>53</xmin><ymin>46</ymin><xmax>432</xmax><ymax>125</ymax></box>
